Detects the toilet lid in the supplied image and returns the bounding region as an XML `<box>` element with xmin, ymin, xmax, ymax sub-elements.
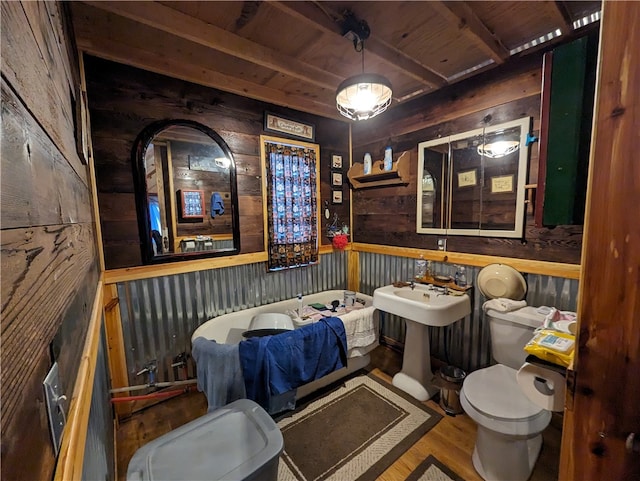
<box><xmin>463</xmin><ymin>364</ymin><xmax>543</xmax><ymax>421</ymax></box>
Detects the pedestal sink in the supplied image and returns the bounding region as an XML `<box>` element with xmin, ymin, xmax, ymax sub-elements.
<box><xmin>373</xmin><ymin>283</ymin><xmax>471</xmax><ymax>401</ymax></box>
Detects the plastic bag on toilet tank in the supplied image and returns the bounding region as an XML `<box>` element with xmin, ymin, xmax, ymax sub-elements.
<box><xmin>524</xmin><ymin>329</ymin><xmax>575</xmax><ymax>368</ymax></box>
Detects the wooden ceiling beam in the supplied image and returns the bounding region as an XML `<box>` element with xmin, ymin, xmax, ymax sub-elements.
<box><xmin>432</xmin><ymin>1</ymin><xmax>510</xmax><ymax>64</ymax></box>
<box><xmin>549</xmin><ymin>1</ymin><xmax>573</xmax><ymax>36</ymax></box>
<box><xmin>271</xmin><ymin>1</ymin><xmax>448</xmax><ymax>89</ymax></box>
<box><xmin>74</xmin><ymin>35</ymin><xmax>341</xmax><ymax>120</ymax></box>
<box><xmin>81</xmin><ymin>1</ymin><xmax>343</xmax><ymax>91</ymax></box>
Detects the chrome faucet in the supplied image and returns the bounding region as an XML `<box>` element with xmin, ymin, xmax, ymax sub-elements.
<box><xmin>428</xmin><ymin>285</ymin><xmax>448</xmax><ymax>296</ymax></box>
<box><xmin>137</xmin><ymin>360</ymin><xmax>157</xmax><ymax>386</ymax></box>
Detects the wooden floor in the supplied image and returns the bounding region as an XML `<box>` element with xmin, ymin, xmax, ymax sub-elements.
<box><xmin>115</xmin><ymin>345</ymin><xmax>561</xmax><ymax>480</ymax></box>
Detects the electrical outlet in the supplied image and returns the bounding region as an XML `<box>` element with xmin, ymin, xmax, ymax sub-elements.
<box><xmin>43</xmin><ymin>362</ymin><xmax>66</xmax><ymax>456</ymax></box>
<box><xmin>437</xmin><ymin>238</ymin><xmax>447</xmax><ymax>251</ymax></box>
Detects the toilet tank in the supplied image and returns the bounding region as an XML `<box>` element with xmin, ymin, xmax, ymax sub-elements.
<box><xmin>486</xmin><ymin>306</ymin><xmax>546</xmax><ymax>369</ymax></box>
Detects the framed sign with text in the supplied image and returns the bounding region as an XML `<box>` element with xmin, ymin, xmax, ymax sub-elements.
<box><xmin>264</xmin><ymin>112</ymin><xmax>315</xmax><ymax>141</ymax></box>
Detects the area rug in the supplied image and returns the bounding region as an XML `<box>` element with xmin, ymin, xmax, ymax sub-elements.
<box><xmin>406</xmin><ymin>455</ymin><xmax>466</xmax><ymax>481</ymax></box>
<box><xmin>275</xmin><ymin>373</ymin><xmax>442</xmax><ymax>481</ymax></box>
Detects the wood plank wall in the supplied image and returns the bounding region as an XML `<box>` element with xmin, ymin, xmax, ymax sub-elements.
<box><xmin>0</xmin><ymin>2</ymin><xmax>99</xmax><ymax>480</ymax></box>
<box><xmin>351</xmin><ymin>53</ymin><xmax>583</xmax><ymax>265</ymax></box>
<box><xmin>560</xmin><ymin>1</ymin><xmax>640</xmax><ymax>478</ymax></box>
<box><xmin>85</xmin><ymin>56</ymin><xmax>350</xmax><ymax>269</ymax></box>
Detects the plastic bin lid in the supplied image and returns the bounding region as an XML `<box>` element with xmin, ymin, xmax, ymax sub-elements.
<box><xmin>126</xmin><ymin>399</ymin><xmax>283</xmax><ymax>481</ymax></box>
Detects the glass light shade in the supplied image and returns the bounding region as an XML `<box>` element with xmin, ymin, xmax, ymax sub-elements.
<box><xmin>215</xmin><ymin>156</ymin><xmax>231</xmax><ymax>169</ymax></box>
<box><xmin>477</xmin><ymin>140</ymin><xmax>520</xmax><ymax>159</ymax></box>
<box><xmin>336</xmin><ymin>73</ymin><xmax>392</xmax><ymax>121</ymax></box>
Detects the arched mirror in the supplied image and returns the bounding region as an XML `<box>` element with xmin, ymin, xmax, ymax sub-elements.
<box><xmin>133</xmin><ymin>119</ymin><xmax>240</xmax><ymax>263</ymax></box>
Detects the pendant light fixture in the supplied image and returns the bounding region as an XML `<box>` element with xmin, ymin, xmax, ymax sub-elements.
<box><xmin>336</xmin><ymin>13</ymin><xmax>392</xmax><ymax>121</ymax></box>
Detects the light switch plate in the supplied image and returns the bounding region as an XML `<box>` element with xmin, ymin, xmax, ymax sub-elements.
<box><xmin>43</xmin><ymin>362</ymin><xmax>66</xmax><ymax>456</ymax></box>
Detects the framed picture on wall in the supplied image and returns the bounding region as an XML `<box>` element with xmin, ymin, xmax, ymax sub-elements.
<box><xmin>178</xmin><ymin>189</ymin><xmax>205</xmax><ymax>219</ymax></box>
<box><xmin>457</xmin><ymin>169</ymin><xmax>478</xmax><ymax>188</ymax></box>
<box><xmin>491</xmin><ymin>174</ymin><xmax>515</xmax><ymax>193</ymax></box>
<box><xmin>332</xmin><ymin>154</ymin><xmax>343</xmax><ymax>169</ymax></box>
<box><xmin>332</xmin><ymin>172</ymin><xmax>343</xmax><ymax>186</ymax></box>
<box><xmin>332</xmin><ymin>190</ymin><xmax>343</xmax><ymax>204</ymax></box>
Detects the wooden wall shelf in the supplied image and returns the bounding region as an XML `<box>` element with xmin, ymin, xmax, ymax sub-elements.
<box><xmin>347</xmin><ymin>151</ymin><xmax>410</xmax><ymax>189</ymax></box>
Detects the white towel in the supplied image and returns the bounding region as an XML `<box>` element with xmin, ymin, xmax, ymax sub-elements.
<box><xmin>483</xmin><ymin>298</ymin><xmax>527</xmax><ymax>313</ymax></box>
<box><xmin>339</xmin><ymin>306</ymin><xmax>379</xmax><ymax>357</ymax></box>
<box><xmin>192</xmin><ymin>337</ymin><xmax>246</xmax><ymax>412</ymax></box>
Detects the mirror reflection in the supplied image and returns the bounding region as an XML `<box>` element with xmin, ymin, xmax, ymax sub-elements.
<box><xmin>420</xmin><ymin>142</ymin><xmax>449</xmax><ymax>230</ymax></box>
<box><xmin>134</xmin><ymin>120</ymin><xmax>240</xmax><ymax>263</ymax></box>
<box><xmin>417</xmin><ymin>117</ymin><xmax>530</xmax><ymax>238</ymax></box>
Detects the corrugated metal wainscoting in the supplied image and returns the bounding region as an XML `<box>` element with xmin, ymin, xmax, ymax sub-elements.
<box><xmin>359</xmin><ymin>252</ymin><xmax>579</xmax><ymax>373</ymax></box>
<box><xmin>82</xmin><ymin>322</ymin><xmax>114</xmax><ymax>481</ymax></box>
<box><xmin>117</xmin><ymin>251</ymin><xmax>347</xmax><ymax>385</ymax></box>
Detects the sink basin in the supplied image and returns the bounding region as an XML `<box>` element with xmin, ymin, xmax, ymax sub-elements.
<box><xmin>373</xmin><ymin>283</ymin><xmax>470</xmax><ymax>326</ymax></box>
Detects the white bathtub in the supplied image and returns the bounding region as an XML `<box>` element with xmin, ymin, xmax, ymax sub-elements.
<box><xmin>191</xmin><ymin>290</ymin><xmax>378</xmax><ymax>400</ymax></box>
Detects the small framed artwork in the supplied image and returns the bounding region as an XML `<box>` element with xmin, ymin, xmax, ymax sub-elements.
<box><xmin>331</xmin><ymin>154</ymin><xmax>343</xmax><ymax>169</ymax></box>
<box><xmin>332</xmin><ymin>190</ymin><xmax>343</xmax><ymax>204</ymax></box>
<box><xmin>178</xmin><ymin>189</ymin><xmax>205</xmax><ymax>219</ymax></box>
<box><xmin>332</xmin><ymin>172</ymin><xmax>343</xmax><ymax>187</ymax></box>
<box><xmin>491</xmin><ymin>174</ymin><xmax>515</xmax><ymax>193</ymax></box>
<box><xmin>457</xmin><ymin>169</ymin><xmax>477</xmax><ymax>188</ymax></box>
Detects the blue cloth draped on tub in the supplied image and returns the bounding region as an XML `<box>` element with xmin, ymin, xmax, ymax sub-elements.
<box><xmin>238</xmin><ymin>316</ymin><xmax>348</xmax><ymax>413</ymax></box>
<box><xmin>192</xmin><ymin>337</ymin><xmax>246</xmax><ymax>412</ymax></box>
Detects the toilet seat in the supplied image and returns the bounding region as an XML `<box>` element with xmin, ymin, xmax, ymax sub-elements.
<box><xmin>461</xmin><ymin>364</ymin><xmax>551</xmax><ymax>436</ymax></box>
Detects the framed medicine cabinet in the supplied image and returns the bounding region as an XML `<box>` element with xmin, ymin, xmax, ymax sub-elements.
<box><xmin>417</xmin><ymin>116</ymin><xmax>531</xmax><ymax>238</ymax></box>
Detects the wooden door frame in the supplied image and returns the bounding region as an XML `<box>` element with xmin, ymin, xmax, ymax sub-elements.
<box><xmin>559</xmin><ymin>1</ymin><xmax>640</xmax><ymax>479</ymax></box>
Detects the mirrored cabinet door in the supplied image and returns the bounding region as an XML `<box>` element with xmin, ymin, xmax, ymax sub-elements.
<box><xmin>479</xmin><ymin>120</ymin><xmax>528</xmax><ymax>234</ymax></box>
<box><xmin>417</xmin><ymin>116</ymin><xmax>530</xmax><ymax>238</ymax></box>
<box><xmin>449</xmin><ymin>128</ymin><xmax>484</xmax><ymax>232</ymax></box>
<box><xmin>417</xmin><ymin>140</ymin><xmax>450</xmax><ymax>234</ymax></box>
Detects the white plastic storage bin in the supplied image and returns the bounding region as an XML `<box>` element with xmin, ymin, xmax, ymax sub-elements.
<box><xmin>126</xmin><ymin>399</ymin><xmax>283</xmax><ymax>481</ymax></box>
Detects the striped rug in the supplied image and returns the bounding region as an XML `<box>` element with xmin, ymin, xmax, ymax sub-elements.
<box><xmin>276</xmin><ymin>373</ymin><xmax>442</xmax><ymax>481</ymax></box>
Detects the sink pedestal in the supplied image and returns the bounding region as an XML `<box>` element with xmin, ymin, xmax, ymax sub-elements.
<box><xmin>372</xmin><ymin>283</ymin><xmax>471</xmax><ymax>401</ymax></box>
<box><xmin>393</xmin><ymin>319</ymin><xmax>439</xmax><ymax>401</ymax></box>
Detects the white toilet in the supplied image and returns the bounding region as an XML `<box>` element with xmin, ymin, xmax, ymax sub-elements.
<box><xmin>460</xmin><ymin>306</ymin><xmax>553</xmax><ymax>481</ymax></box>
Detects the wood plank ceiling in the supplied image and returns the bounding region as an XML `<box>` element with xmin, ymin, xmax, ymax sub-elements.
<box><xmin>70</xmin><ymin>1</ymin><xmax>601</xmax><ymax>121</ymax></box>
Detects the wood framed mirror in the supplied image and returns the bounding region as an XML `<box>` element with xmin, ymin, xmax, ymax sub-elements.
<box><xmin>133</xmin><ymin>119</ymin><xmax>240</xmax><ymax>263</ymax></box>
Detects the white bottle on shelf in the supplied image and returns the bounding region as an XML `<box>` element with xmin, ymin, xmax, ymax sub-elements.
<box><xmin>384</xmin><ymin>146</ymin><xmax>393</xmax><ymax>171</ymax></box>
<box><xmin>364</xmin><ymin>153</ymin><xmax>372</xmax><ymax>174</ymax></box>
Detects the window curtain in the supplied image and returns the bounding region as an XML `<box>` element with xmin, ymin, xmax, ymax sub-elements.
<box><xmin>265</xmin><ymin>142</ymin><xmax>318</xmax><ymax>271</ymax></box>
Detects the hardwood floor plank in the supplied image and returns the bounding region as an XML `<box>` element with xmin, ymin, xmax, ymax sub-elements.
<box><xmin>115</xmin><ymin>345</ymin><xmax>560</xmax><ymax>481</ymax></box>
